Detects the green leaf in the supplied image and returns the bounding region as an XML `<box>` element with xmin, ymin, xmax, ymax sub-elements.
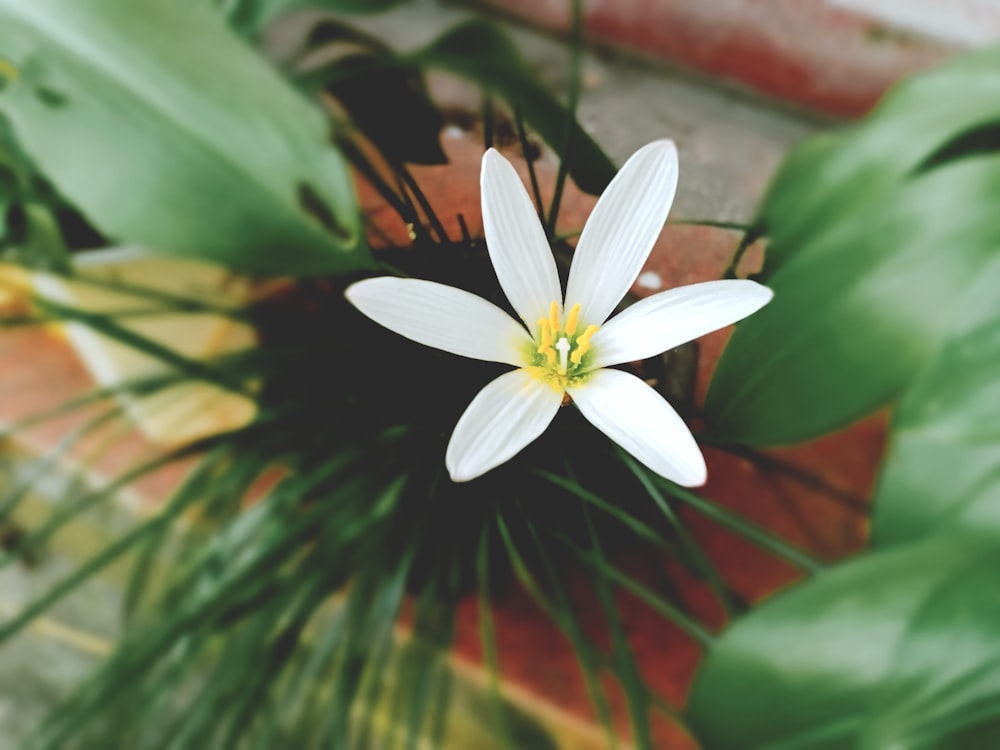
<box><xmin>410</xmin><ymin>19</ymin><xmax>617</xmax><ymax>196</ymax></box>
<box><xmin>871</xmin><ymin>257</ymin><xmax>1000</xmax><ymax>546</ymax></box>
<box><xmin>706</xmin><ymin>47</ymin><xmax>1000</xmax><ymax>444</ymax></box>
<box><xmin>687</xmin><ymin>533</ymin><xmax>1000</xmax><ymax>749</ymax></box>
<box><xmin>761</xmin><ymin>46</ymin><xmax>1000</xmax><ymax>270</ymax></box>
<box><xmin>0</xmin><ymin>0</ymin><xmax>373</xmax><ymax>276</ymax></box>
<box><xmin>706</xmin><ymin>154</ymin><xmax>1000</xmax><ymax>445</ymax></box>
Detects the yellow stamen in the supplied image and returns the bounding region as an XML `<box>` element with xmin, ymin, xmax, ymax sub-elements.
<box><xmin>523</xmin><ymin>366</ymin><xmax>567</xmax><ymax>392</ymax></box>
<box><xmin>570</xmin><ymin>324</ymin><xmax>600</xmax><ymax>365</ymax></box>
<box><xmin>536</xmin><ymin>318</ymin><xmax>556</xmax><ymax>365</ymax></box>
<box><xmin>548</xmin><ymin>300</ymin><xmax>560</xmax><ymax>335</ymax></box>
<box><xmin>537</xmin><ymin>318</ymin><xmax>552</xmax><ymax>349</ymax></box>
<box><xmin>564</xmin><ymin>303</ymin><xmax>581</xmax><ymax>336</ymax></box>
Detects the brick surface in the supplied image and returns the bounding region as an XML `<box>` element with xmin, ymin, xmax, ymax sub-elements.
<box><xmin>477</xmin><ymin>0</ymin><xmax>968</xmax><ymax>117</ymax></box>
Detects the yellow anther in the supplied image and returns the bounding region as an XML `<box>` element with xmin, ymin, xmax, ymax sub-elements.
<box><xmin>548</xmin><ymin>301</ymin><xmax>560</xmax><ymax>335</ymax></box>
<box><xmin>570</xmin><ymin>325</ymin><xmax>600</xmax><ymax>365</ymax></box>
<box><xmin>537</xmin><ymin>318</ymin><xmax>552</xmax><ymax>350</ymax></box>
<box><xmin>537</xmin><ymin>319</ymin><xmax>556</xmax><ymax>365</ymax></box>
<box><xmin>564</xmin><ymin>303</ymin><xmax>581</xmax><ymax>336</ymax></box>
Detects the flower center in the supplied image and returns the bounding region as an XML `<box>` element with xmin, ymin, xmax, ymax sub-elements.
<box><xmin>524</xmin><ymin>301</ymin><xmax>600</xmax><ymax>391</ymax></box>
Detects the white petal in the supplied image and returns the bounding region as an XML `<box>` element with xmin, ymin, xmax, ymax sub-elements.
<box><xmin>446</xmin><ymin>369</ymin><xmax>562</xmax><ymax>482</ymax></box>
<box><xmin>564</xmin><ymin>140</ymin><xmax>679</xmax><ymax>325</ymax></box>
<box><xmin>481</xmin><ymin>148</ymin><xmax>563</xmax><ymax>329</ymax></box>
<box><xmin>589</xmin><ymin>279</ymin><xmax>773</xmax><ymax>368</ymax></box>
<box><xmin>568</xmin><ymin>368</ymin><xmax>706</xmax><ymax>486</ymax></box>
<box><xmin>346</xmin><ymin>277</ymin><xmax>531</xmax><ymax>366</ymax></box>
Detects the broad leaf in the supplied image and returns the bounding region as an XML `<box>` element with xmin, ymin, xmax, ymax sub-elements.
<box><xmin>707</xmin><ymin>155</ymin><xmax>1000</xmax><ymax>445</ymax></box>
<box><xmin>687</xmin><ymin>533</ymin><xmax>1000</xmax><ymax>749</ymax></box>
<box><xmin>0</xmin><ymin>0</ymin><xmax>372</xmax><ymax>276</ymax></box>
<box><xmin>871</xmin><ymin>257</ymin><xmax>1000</xmax><ymax>545</ymax></box>
<box><xmin>410</xmin><ymin>20</ymin><xmax>617</xmax><ymax>196</ymax></box>
<box><xmin>705</xmin><ymin>47</ymin><xmax>1000</xmax><ymax>444</ymax></box>
<box><xmin>762</xmin><ymin>45</ymin><xmax>1000</xmax><ymax>269</ymax></box>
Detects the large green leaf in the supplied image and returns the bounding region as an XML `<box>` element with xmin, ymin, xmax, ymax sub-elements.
<box><xmin>0</xmin><ymin>0</ymin><xmax>372</xmax><ymax>276</ymax></box>
<box><xmin>705</xmin><ymin>47</ymin><xmax>1000</xmax><ymax>444</ymax></box>
<box><xmin>410</xmin><ymin>20</ymin><xmax>617</xmax><ymax>196</ymax></box>
<box><xmin>687</xmin><ymin>533</ymin><xmax>1000</xmax><ymax>749</ymax></box>
<box><xmin>762</xmin><ymin>46</ymin><xmax>1000</xmax><ymax>270</ymax></box>
<box><xmin>871</xmin><ymin>257</ymin><xmax>1000</xmax><ymax>546</ymax></box>
<box><xmin>706</xmin><ymin>155</ymin><xmax>1000</xmax><ymax>445</ymax></box>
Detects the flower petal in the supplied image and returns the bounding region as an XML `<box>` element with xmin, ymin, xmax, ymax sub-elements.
<box><xmin>346</xmin><ymin>277</ymin><xmax>531</xmax><ymax>366</ymax></box>
<box><xmin>568</xmin><ymin>368</ymin><xmax>706</xmax><ymax>486</ymax></box>
<box><xmin>447</xmin><ymin>369</ymin><xmax>562</xmax><ymax>482</ymax></box>
<box><xmin>565</xmin><ymin>140</ymin><xmax>679</xmax><ymax>325</ymax></box>
<box><xmin>481</xmin><ymin>148</ymin><xmax>563</xmax><ymax>329</ymax></box>
<box><xmin>589</xmin><ymin>279</ymin><xmax>774</xmax><ymax>368</ymax></box>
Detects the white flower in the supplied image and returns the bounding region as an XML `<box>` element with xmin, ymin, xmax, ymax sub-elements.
<box><xmin>346</xmin><ymin>141</ymin><xmax>772</xmax><ymax>485</ymax></box>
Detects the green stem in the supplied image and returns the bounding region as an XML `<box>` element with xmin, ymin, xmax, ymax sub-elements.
<box><xmin>667</xmin><ymin>218</ymin><xmax>753</xmax><ymax>232</ymax></box>
<box><xmin>723</xmin><ymin>222</ymin><xmax>766</xmax><ymax>279</ymax></box>
<box><xmin>515</xmin><ymin>109</ymin><xmax>546</xmax><ymax>226</ymax></box>
<box><xmin>546</xmin><ymin>527</ymin><xmax>716</xmax><ymax>649</ymax></box>
<box><xmin>699</xmin><ymin>437</ymin><xmax>869</xmax><ymax>514</ymax></box>
<box><xmin>476</xmin><ymin>530</ymin><xmax>515</xmax><ymax>750</ymax></box>
<box><xmin>582</xmin><ymin>508</ymin><xmax>654</xmax><ymax>748</ymax></box>
<box><xmin>336</xmin><ymin>135</ymin><xmax>419</xmax><ymax>231</ymax></box>
<box><xmin>653</xmin><ymin>473</ymin><xmax>825</xmax><ymax>575</ymax></box>
<box><xmin>396</xmin><ymin>163</ymin><xmax>451</xmax><ymax>245</ymax></box>
<box><xmin>545</xmin><ymin>0</ymin><xmax>584</xmax><ymax>239</ymax></box>
<box><xmin>620</xmin><ymin>452</ymin><xmax>744</xmax><ymax>615</ymax></box>
<box><xmin>534</xmin><ymin>469</ymin><xmax>683</xmax><ymax>556</ymax></box>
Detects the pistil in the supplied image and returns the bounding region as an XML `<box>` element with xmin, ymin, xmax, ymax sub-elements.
<box><xmin>555</xmin><ymin>337</ymin><xmax>570</xmax><ymax>374</ymax></box>
<box><xmin>529</xmin><ymin>300</ymin><xmax>600</xmax><ymax>386</ymax></box>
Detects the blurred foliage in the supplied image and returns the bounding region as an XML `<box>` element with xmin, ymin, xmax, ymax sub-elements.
<box><xmin>295</xmin><ymin>17</ymin><xmax>617</xmax><ymax>194</ymax></box>
<box><xmin>1</xmin><ymin>0</ymin><xmax>999</xmax><ymax>748</ymax></box>
<box><xmin>872</xmin><ymin>257</ymin><xmax>1000</xmax><ymax>546</ymax></box>
<box><xmin>409</xmin><ymin>19</ymin><xmax>615</xmax><ymax>196</ymax></box>
<box><xmin>693</xmin><ymin>41</ymin><xmax>1000</xmax><ymax>750</ymax></box>
<box><xmin>706</xmin><ymin>46</ymin><xmax>1000</xmax><ymax>446</ymax></box>
<box><xmin>0</xmin><ymin>0</ymin><xmax>369</xmax><ymax>276</ymax></box>
<box><xmin>689</xmin><ymin>532</ymin><xmax>1000</xmax><ymax>749</ymax></box>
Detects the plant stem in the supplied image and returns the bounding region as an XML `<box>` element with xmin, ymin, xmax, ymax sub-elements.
<box><xmin>396</xmin><ymin>163</ymin><xmax>451</xmax><ymax>245</ymax></box>
<box><xmin>620</xmin><ymin>452</ymin><xmax>744</xmax><ymax>616</ymax></box>
<box><xmin>654</xmin><ymin>475</ymin><xmax>825</xmax><ymax>575</ymax></box>
<box><xmin>546</xmin><ymin>0</ymin><xmax>584</xmax><ymax>239</ymax></box>
<box><xmin>335</xmin><ymin>134</ymin><xmax>415</xmax><ymax>227</ymax></box>
<box><xmin>723</xmin><ymin>222</ymin><xmax>766</xmax><ymax>279</ymax></box>
<box><xmin>701</xmin><ymin>437</ymin><xmax>869</xmax><ymax>514</ymax></box>
<box><xmin>667</xmin><ymin>218</ymin><xmax>753</xmax><ymax>232</ymax></box>
<box><xmin>515</xmin><ymin>109</ymin><xmax>546</xmax><ymax>226</ymax></box>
